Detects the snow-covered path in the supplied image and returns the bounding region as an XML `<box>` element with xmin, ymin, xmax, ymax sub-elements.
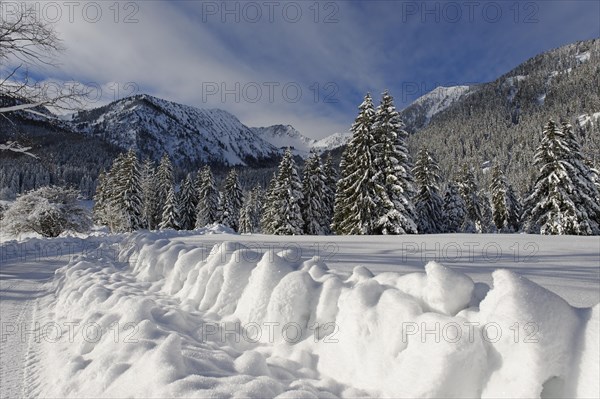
<box><xmin>0</xmin><ymin>254</ymin><xmax>63</xmax><ymax>398</ymax></box>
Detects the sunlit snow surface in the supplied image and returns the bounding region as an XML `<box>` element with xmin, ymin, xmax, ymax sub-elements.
<box><xmin>1</xmin><ymin>229</ymin><xmax>598</xmax><ymax>398</ymax></box>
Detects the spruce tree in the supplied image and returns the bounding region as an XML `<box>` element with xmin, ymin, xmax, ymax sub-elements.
<box><xmin>561</xmin><ymin>122</ymin><xmax>600</xmax><ymax>233</ymax></box>
<box><xmin>443</xmin><ymin>182</ymin><xmax>467</xmax><ymax>233</ymax></box>
<box><xmin>332</xmin><ymin>93</ymin><xmax>377</xmax><ymax>235</ymax></box>
<box><xmin>523</xmin><ymin>120</ymin><xmax>599</xmax><ymax>235</ymax></box>
<box><xmin>457</xmin><ymin>164</ymin><xmax>484</xmax><ymax>233</ymax></box>
<box><xmin>239</xmin><ymin>186</ymin><xmax>263</xmax><ymax>234</ymax></box>
<box><xmin>322</xmin><ymin>152</ymin><xmax>337</xmax><ymax>227</ymax></box>
<box><xmin>260</xmin><ymin>173</ymin><xmax>278</xmax><ymax>234</ymax></box>
<box><xmin>301</xmin><ymin>151</ymin><xmax>328</xmax><ymax>235</ymax></box>
<box><xmin>195</xmin><ymin>166</ymin><xmax>219</xmax><ymax>228</ymax></box>
<box><xmin>506</xmin><ymin>185</ymin><xmax>522</xmax><ymax>232</ymax></box>
<box><xmin>479</xmin><ymin>190</ymin><xmax>494</xmax><ymax>233</ymax></box>
<box><xmin>371</xmin><ymin>90</ymin><xmax>417</xmax><ymax>234</ymax></box>
<box><xmin>413</xmin><ymin>148</ymin><xmax>444</xmax><ymax>234</ymax></box>
<box><xmin>271</xmin><ymin>148</ymin><xmax>304</xmax><ymax>235</ymax></box>
<box><xmin>140</xmin><ymin>159</ymin><xmax>160</xmax><ymax>230</ymax></box>
<box><xmin>490</xmin><ymin>164</ymin><xmax>521</xmax><ymax>232</ymax></box>
<box><xmin>159</xmin><ymin>185</ymin><xmax>179</xmax><ymax>230</ymax></box>
<box><xmin>156</xmin><ymin>154</ymin><xmax>174</xmax><ymax>224</ymax></box>
<box><xmin>108</xmin><ymin>150</ymin><xmax>143</xmax><ymax>232</ymax></box>
<box><xmin>179</xmin><ymin>174</ymin><xmax>197</xmax><ymax>230</ymax></box>
<box><xmin>219</xmin><ymin>169</ymin><xmax>243</xmax><ymax>231</ymax></box>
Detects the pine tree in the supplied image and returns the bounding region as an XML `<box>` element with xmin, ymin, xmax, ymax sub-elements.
<box><xmin>195</xmin><ymin>166</ymin><xmax>219</xmax><ymax>228</ymax></box>
<box><xmin>270</xmin><ymin>148</ymin><xmax>304</xmax><ymax>235</ymax></box>
<box><xmin>156</xmin><ymin>154</ymin><xmax>174</xmax><ymax>224</ymax></box>
<box><xmin>159</xmin><ymin>185</ymin><xmax>179</xmax><ymax>230</ymax></box>
<box><xmin>523</xmin><ymin>120</ymin><xmax>599</xmax><ymax>235</ymax></box>
<box><xmin>301</xmin><ymin>151</ymin><xmax>328</xmax><ymax>235</ymax></box>
<box><xmin>332</xmin><ymin>93</ymin><xmax>378</xmax><ymax>235</ymax></box>
<box><xmin>371</xmin><ymin>90</ymin><xmax>417</xmax><ymax>234</ymax></box>
<box><xmin>140</xmin><ymin>159</ymin><xmax>160</xmax><ymax>230</ymax></box>
<box><xmin>219</xmin><ymin>169</ymin><xmax>243</xmax><ymax>231</ymax></box>
<box><xmin>457</xmin><ymin>164</ymin><xmax>484</xmax><ymax>233</ymax></box>
<box><xmin>443</xmin><ymin>182</ymin><xmax>466</xmax><ymax>233</ymax></box>
<box><xmin>413</xmin><ymin>148</ymin><xmax>444</xmax><ymax>234</ymax></box>
<box><xmin>178</xmin><ymin>174</ymin><xmax>197</xmax><ymax>230</ymax></box>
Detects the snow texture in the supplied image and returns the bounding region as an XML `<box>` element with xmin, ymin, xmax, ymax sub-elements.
<box><xmin>22</xmin><ymin>231</ymin><xmax>599</xmax><ymax>398</ymax></box>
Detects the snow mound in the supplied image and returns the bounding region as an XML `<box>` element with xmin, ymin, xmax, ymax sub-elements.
<box><xmin>40</xmin><ymin>233</ymin><xmax>599</xmax><ymax>398</ymax></box>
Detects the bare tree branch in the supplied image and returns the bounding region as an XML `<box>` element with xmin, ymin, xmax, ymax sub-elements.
<box><xmin>0</xmin><ymin>1</ymin><xmax>87</xmax><ymax>156</ymax></box>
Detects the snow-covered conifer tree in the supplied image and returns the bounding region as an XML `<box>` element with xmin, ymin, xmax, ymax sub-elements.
<box><xmin>156</xmin><ymin>154</ymin><xmax>174</xmax><ymax>224</ymax></box>
<box><xmin>140</xmin><ymin>159</ymin><xmax>160</xmax><ymax>230</ymax></box>
<box><xmin>371</xmin><ymin>90</ymin><xmax>417</xmax><ymax>234</ymax></box>
<box><xmin>219</xmin><ymin>169</ymin><xmax>243</xmax><ymax>231</ymax></box>
<box><xmin>107</xmin><ymin>150</ymin><xmax>144</xmax><ymax>232</ymax></box>
<box><xmin>260</xmin><ymin>174</ymin><xmax>278</xmax><ymax>234</ymax></box>
<box><xmin>322</xmin><ymin>152</ymin><xmax>337</xmax><ymax>227</ymax></box>
<box><xmin>491</xmin><ymin>164</ymin><xmax>521</xmax><ymax>232</ymax></box>
<box><xmin>301</xmin><ymin>151</ymin><xmax>328</xmax><ymax>235</ymax></box>
<box><xmin>413</xmin><ymin>148</ymin><xmax>444</xmax><ymax>234</ymax></box>
<box><xmin>523</xmin><ymin>120</ymin><xmax>599</xmax><ymax>235</ymax></box>
<box><xmin>239</xmin><ymin>186</ymin><xmax>263</xmax><ymax>233</ymax></box>
<box><xmin>178</xmin><ymin>174</ymin><xmax>197</xmax><ymax>230</ymax></box>
<box><xmin>443</xmin><ymin>182</ymin><xmax>466</xmax><ymax>233</ymax></box>
<box><xmin>332</xmin><ymin>93</ymin><xmax>377</xmax><ymax>235</ymax></box>
<box><xmin>195</xmin><ymin>166</ymin><xmax>219</xmax><ymax>228</ymax></box>
<box><xmin>159</xmin><ymin>185</ymin><xmax>179</xmax><ymax>230</ymax></box>
<box><xmin>270</xmin><ymin>148</ymin><xmax>304</xmax><ymax>235</ymax></box>
<box><xmin>457</xmin><ymin>164</ymin><xmax>484</xmax><ymax>233</ymax></box>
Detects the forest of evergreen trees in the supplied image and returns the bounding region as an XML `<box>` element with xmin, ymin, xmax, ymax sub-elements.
<box><xmin>91</xmin><ymin>91</ymin><xmax>600</xmax><ymax>236</ymax></box>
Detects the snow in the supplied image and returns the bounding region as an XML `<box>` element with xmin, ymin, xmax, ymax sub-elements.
<box><xmin>412</xmin><ymin>85</ymin><xmax>471</xmax><ymax>121</ymax></box>
<box><xmin>576</xmin><ymin>51</ymin><xmax>591</xmax><ymax>63</ymax></box>
<box><xmin>251</xmin><ymin>125</ymin><xmax>317</xmax><ymax>156</ymax></box>
<box><xmin>577</xmin><ymin>112</ymin><xmax>600</xmax><ymax>127</ymax></box>
<box><xmin>312</xmin><ymin>132</ymin><xmax>353</xmax><ymax>152</ymax></box>
<box><xmin>1</xmin><ymin>231</ymin><xmax>598</xmax><ymax>398</ymax></box>
<box><xmin>71</xmin><ymin>94</ymin><xmax>279</xmax><ymax>166</ymax></box>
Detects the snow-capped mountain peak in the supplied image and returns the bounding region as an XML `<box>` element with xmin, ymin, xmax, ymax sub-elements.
<box><xmin>399</xmin><ymin>85</ymin><xmax>472</xmax><ymax>133</ymax></box>
<box><xmin>70</xmin><ymin>94</ymin><xmax>279</xmax><ymax>167</ymax></box>
<box><xmin>250</xmin><ymin>124</ymin><xmax>317</xmax><ymax>155</ymax></box>
<box><xmin>312</xmin><ymin>132</ymin><xmax>352</xmax><ymax>152</ymax></box>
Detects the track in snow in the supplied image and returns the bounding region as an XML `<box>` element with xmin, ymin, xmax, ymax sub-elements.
<box><xmin>0</xmin><ymin>256</ymin><xmax>62</xmax><ymax>399</ymax></box>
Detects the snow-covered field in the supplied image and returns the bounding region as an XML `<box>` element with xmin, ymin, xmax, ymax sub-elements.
<box><xmin>1</xmin><ymin>229</ymin><xmax>598</xmax><ymax>398</ymax></box>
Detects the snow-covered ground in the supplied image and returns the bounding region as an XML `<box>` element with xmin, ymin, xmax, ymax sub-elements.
<box><xmin>1</xmin><ymin>230</ymin><xmax>598</xmax><ymax>398</ymax></box>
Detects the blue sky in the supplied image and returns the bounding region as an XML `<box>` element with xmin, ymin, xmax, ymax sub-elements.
<box><xmin>11</xmin><ymin>0</ymin><xmax>600</xmax><ymax>139</ymax></box>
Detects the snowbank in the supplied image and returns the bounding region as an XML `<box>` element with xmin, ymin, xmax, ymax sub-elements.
<box><xmin>40</xmin><ymin>232</ymin><xmax>599</xmax><ymax>398</ymax></box>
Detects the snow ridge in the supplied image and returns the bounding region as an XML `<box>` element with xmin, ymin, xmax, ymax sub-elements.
<box><xmin>38</xmin><ymin>232</ymin><xmax>600</xmax><ymax>398</ymax></box>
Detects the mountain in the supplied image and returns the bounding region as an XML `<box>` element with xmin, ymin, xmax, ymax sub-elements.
<box><xmin>250</xmin><ymin>124</ymin><xmax>316</xmax><ymax>155</ymax></box>
<box><xmin>312</xmin><ymin>132</ymin><xmax>352</xmax><ymax>152</ymax></box>
<box><xmin>71</xmin><ymin>94</ymin><xmax>279</xmax><ymax>167</ymax></box>
<box><xmin>405</xmin><ymin>38</ymin><xmax>600</xmax><ymax>194</ymax></box>
<box><xmin>400</xmin><ymin>85</ymin><xmax>473</xmax><ymax>133</ymax></box>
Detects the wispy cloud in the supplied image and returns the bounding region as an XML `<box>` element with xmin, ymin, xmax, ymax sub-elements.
<box><xmin>6</xmin><ymin>0</ymin><xmax>598</xmax><ymax>139</ymax></box>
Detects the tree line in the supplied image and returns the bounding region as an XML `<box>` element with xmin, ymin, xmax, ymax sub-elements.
<box><xmin>93</xmin><ymin>91</ymin><xmax>600</xmax><ymax>236</ymax></box>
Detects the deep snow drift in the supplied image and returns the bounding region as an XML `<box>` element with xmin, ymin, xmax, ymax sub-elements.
<box><xmin>32</xmin><ymin>231</ymin><xmax>599</xmax><ymax>398</ymax></box>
